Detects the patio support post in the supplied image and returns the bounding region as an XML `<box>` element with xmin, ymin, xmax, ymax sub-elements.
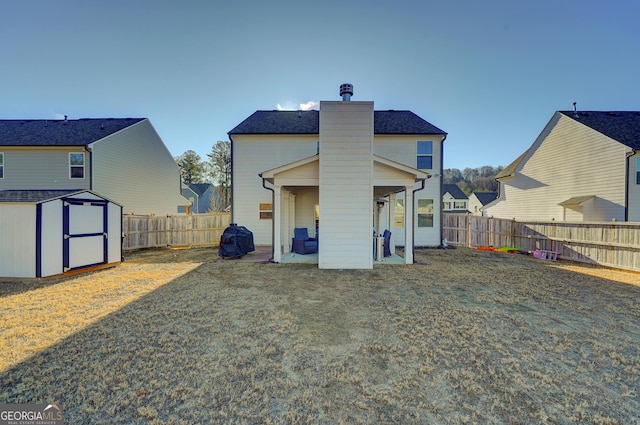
<box><xmin>273</xmin><ymin>185</ymin><xmax>282</xmax><ymax>262</ymax></box>
<box><xmin>389</xmin><ymin>193</ymin><xmax>396</xmax><ymax>254</ymax></box>
<box><xmin>404</xmin><ymin>186</ymin><xmax>414</xmax><ymax>264</ymax></box>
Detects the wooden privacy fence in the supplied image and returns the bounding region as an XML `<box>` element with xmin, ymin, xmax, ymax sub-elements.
<box><xmin>122</xmin><ymin>213</ymin><xmax>231</xmax><ymax>250</ymax></box>
<box><xmin>443</xmin><ymin>213</ymin><xmax>640</xmax><ymax>272</ymax></box>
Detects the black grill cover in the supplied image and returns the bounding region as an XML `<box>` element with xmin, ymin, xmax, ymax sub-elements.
<box><xmin>218</xmin><ymin>224</ymin><xmax>255</xmax><ymax>258</ymax></box>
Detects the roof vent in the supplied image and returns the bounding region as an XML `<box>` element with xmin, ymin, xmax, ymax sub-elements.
<box><xmin>340</xmin><ymin>83</ymin><xmax>353</xmax><ymax>101</ymax></box>
<box><xmin>573</xmin><ymin>102</ymin><xmax>578</xmax><ymax>118</ymax></box>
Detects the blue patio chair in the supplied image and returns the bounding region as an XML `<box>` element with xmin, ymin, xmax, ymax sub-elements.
<box><xmin>292</xmin><ymin>227</ymin><xmax>318</xmax><ymax>254</ymax></box>
<box><xmin>383</xmin><ymin>229</ymin><xmax>392</xmax><ymax>257</ymax></box>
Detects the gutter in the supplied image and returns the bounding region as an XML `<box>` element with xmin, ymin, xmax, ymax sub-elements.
<box><xmin>439</xmin><ymin>134</ymin><xmax>447</xmax><ymax>248</ymax></box>
<box><xmin>411</xmin><ymin>177</ymin><xmax>427</xmax><ymax>262</ymax></box>
<box><xmin>260</xmin><ymin>174</ymin><xmax>275</xmax><ymax>262</ymax></box>
<box><xmin>85</xmin><ymin>145</ymin><xmax>93</xmax><ymax>190</ymax></box>
<box><xmin>228</xmin><ymin>134</ymin><xmax>235</xmax><ymax>223</ymax></box>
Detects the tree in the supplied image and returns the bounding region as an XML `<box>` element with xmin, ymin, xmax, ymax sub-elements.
<box><xmin>444</xmin><ymin>165</ymin><xmax>505</xmax><ymax>194</ymax></box>
<box><xmin>175</xmin><ymin>150</ymin><xmax>205</xmax><ymax>184</ymax></box>
<box><xmin>207</xmin><ymin>141</ymin><xmax>231</xmax><ymax>209</ymax></box>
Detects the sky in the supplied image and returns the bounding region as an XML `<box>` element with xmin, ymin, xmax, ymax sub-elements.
<box><xmin>2</xmin><ymin>0</ymin><xmax>639</xmax><ymax>170</ymax></box>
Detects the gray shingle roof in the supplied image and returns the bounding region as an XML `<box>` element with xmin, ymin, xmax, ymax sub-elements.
<box><xmin>228</xmin><ymin>110</ymin><xmax>446</xmax><ymax>135</ymax></box>
<box><xmin>0</xmin><ymin>189</ymin><xmax>84</xmax><ymax>202</ymax></box>
<box><xmin>188</xmin><ymin>183</ymin><xmax>214</xmax><ymax>196</ymax></box>
<box><xmin>443</xmin><ymin>184</ymin><xmax>467</xmax><ymax>199</ymax></box>
<box><xmin>559</xmin><ymin>111</ymin><xmax>640</xmax><ymax>149</ymax></box>
<box><xmin>472</xmin><ymin>191</ymin><xmax>498</xmax><ymax>205</ymax></box>
<box><xmin>0</xmin><ymin>118</ymin><xmax>145</xmax><ymax>146</ymax></box>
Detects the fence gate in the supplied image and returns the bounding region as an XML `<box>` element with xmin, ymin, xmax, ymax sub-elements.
<box><xmin>63</xmin><ymin>198</ymin><xmax>108</xmax><ymax>272</ymax></box>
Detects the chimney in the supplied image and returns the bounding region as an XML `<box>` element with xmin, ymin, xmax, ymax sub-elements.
<box><xmin>339</xmin><ymin>83</ymin><xmax>353</xmax><ymax>101</ymax></box>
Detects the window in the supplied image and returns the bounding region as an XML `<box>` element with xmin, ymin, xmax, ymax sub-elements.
<box><xmin>417</xmin><ymin>141</ymin><xmax>433</xmax><ymax>170</ymax></box>
<box><xmin>637</xmin><ymin>158</ymin><xmax>640</xmax><ymax>184</ymax></box>
<box><xmin>394</xmin><ymin>199</ymin><xmax>404</xmax><ymax>227</ymax></box>
<box><xmin>259</xmin><ymin>203</ymin><xmax>272</xmax><ymax>219</ymax></box>
<box><xmin>0</xmin><ymin>152</ymin><xmax>3</xmax><ymax>179</ymax></box>
<box><xmin>417</xmin><ymin>199</ymin><xmax>434</xmax><ymax>227</ymax></box>
<box><xmin>69</xmin><ymin>152</ymin><xmax>85</xmax><ymax>179</ymax></box>
<box><xmin>454</xmin><ymin>201</ymin><xmax>466</xmax><ymax>209</ymax></box>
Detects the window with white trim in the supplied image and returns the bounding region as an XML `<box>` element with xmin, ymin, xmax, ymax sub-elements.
<box><xmin>417</xmin><ymin>199</ymin><xmax>434</xmax><ymax>227</ymax></box>
<box><xmin>417</xmin><ymin>140</ymin><xmax>433</xmax><ymax>170</ymax></box>
<box><xmin>636</xmin><ymin>157</ymin><xmax>640</xmax><ymax>184</ymax></box>
<box><xmin>259</xmin><ymin>203</ymin><xmax>272</xmax><ymax>219</ymax></box>
<box><xmin>0</xmin><ymin>152</ymin><xmax>3</xmax><ymax>179</ymax></box>
<box><xmin>69</xmin><ymin>152</ymin><xmax>85</xmax><ymax>179</ymax></box>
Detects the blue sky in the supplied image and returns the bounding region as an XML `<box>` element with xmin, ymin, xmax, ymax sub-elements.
<box><xmin>2</xmin><ymin>0</ymin><xmax>639</xmax><ymax>170</ymax></box>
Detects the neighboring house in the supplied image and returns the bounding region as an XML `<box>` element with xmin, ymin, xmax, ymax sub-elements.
<box><xmin>468</xmin><ymin>191</ymin><xmax>498</xmax><ymax>216</ymax></box>
<box><xmin>228</xmin><ymin>84</ymin><xmax>447</xmax><ymax>269</ymax></box>
<box><xmin>484</xmin><ymin>111</ymin><xmax>640</xmax><ymax>222</ymax></box>
<box><xmin>180</xmin><ymin>182</ymin><xmax>221</xmax><ymax>213</ymax></box>
<box><xmin>442</xmin><ymin>183</ymin><xmax>468</xmax><ymax>212</ymax></box>
<box><xmin>0</xmin><ymin>117</ymin><xmax>187</xmax><ymax>215</ymax></box>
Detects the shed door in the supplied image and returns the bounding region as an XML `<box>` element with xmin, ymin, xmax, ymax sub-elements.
<box><xmin>63</xmin><ymin>198</ymin><xmax>108</xmax><ymax>271</ymax></box>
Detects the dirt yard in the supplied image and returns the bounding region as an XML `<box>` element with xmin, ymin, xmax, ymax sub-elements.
<box><xmin>1</xmin><ymin>247</ymin><xmax>639</xmax><ymax>424</ymax></box>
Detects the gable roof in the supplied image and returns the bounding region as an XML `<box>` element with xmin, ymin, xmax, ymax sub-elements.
<box><xmin>443</xmin><ymin>184</ymin><xmax>467</xmax><ymax>199</ymax></box>
<box><xmin>472</xmin><ymin>191</ymin><xmax>498</xmax><ymax>205</ymax></box>
<box><xmin>187</xmin><ymin>183</ymin><xmax>214</xmax><ymax>196</ymax></box>
<box><xmin>559</xmin><ymin>111</ymin><xmax>640</xmax><ymax>149</ymax></box>
<box><xmin>0</xmin><ymin>118</ymin><xmax>145</xmax><ymax>147</ymax></box>
<box><xmin>228</xmin><ymin>110</ymin><xmax>446</xmax><ymax>136</ymax></box>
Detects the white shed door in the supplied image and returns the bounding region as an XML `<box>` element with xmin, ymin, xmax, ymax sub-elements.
<box><xmin>63</xmin><ymin>199</ymin><xmax>108</xmax><ymax>271</ymax></box>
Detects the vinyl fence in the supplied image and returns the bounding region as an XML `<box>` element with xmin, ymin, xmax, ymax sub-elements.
<box><xmin>443</xmin><ymin>213</ymin><xmax>640</xmax><ymax>272</ymax></box>
<box><xmin>122</xmin><ymin>213</ymin><xmax>231</xmax><ymax>251</ymax></box>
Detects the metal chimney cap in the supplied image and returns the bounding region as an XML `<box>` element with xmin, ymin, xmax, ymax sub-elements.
<box><xmin>339</xmin><ymin>83</ymin><xmax>353</xmax><ymax>101</ymax></box>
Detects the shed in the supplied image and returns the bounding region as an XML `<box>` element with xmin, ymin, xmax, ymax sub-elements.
<box><xmin>0</xmin><ymin>190</ymin><xmax>122</xmax><ymax>278</ymax></box>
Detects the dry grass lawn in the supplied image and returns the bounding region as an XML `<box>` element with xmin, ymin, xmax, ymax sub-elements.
<box><xmin>1</xmin><ymin>247</ymin><xmax>639</xmax><ymax>424</ymax></box>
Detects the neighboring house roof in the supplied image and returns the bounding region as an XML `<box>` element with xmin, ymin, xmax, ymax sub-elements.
<box><xmin>0</xmin><ymin>118</ymin><xmax>145</xmax><ymax>146</ymax></box>
<box><xmin>187</xmin><ymin>183</ymin><xmax>213</xmax><ymax>196</ymax></box>
<box><xmin>443</xmin><ymin>184</ymin><xmax>467</xmax><ymax>199</ymax></box>
<box><xmin>0</xmin><ymin>189</ymin><xmax>90</xmax><ymax>203</ymax></box>
<box><xmin>559</xmin><ymin>111</ymin><xmax>640</xmax><ymax>149</ymax></box>
<box><xmin>472</xmin><ymin>191</ymin><xmax>498</xmax><ymax>205</ymax></box>
<box><xmin>498</xmin><ymin>111</ymin><xmax>640</xmax><ymax>179</ymax></box>
<box><xmin>228</xmin><ymin>110</ymin><xmax>447</xmax><ymax>135</ymax></box>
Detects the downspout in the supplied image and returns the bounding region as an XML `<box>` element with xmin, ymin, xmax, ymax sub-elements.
<box><xmin>625</xmin><ymin>149</ymin><xmax>636</xmax><ymax>221</ymax></box>
<box><xmin>439</xmin><ymin>134</ymin><xmax>447</xmax><ymax>248</ymax></box>
<box><xmin>412</xmin><ymin>177</ymin><xmax>427</xmax><ymax>262</ymax></box>
<box><xmin>260</xmin><ymin>174</ymin><xmax>275</xmax><ymax>261</ymax></box>
<box><xmin>85</xmin><ymin>145</ymin><xmax>93</xmax><ymax>190</ymax></box>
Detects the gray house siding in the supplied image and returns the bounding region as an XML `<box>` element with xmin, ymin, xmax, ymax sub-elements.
<box><xmin>0</xmin><ymin>148</ymin><xmax>90</xmax><ymax>191</ymax></box>
<box><xmin>90</xmin><ymin>119</ymin><xmax>186</xmax><ymax>215</ymax></box>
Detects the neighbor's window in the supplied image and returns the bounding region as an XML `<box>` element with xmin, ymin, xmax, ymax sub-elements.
<box><xmin>259</xmin><ymin>203</ymin><xmax>273</xmax><ymax>219</ymax></box>
<box><xmin>637</xmin><ymin>158</ymin><xmax>640</xmax><ymax>184</ymax></box>
<box><xmin>0</xmin><ymin>152</ymin><xmax>3</xmax><ymax>178</ymax></box>
<box><xmin>416</xmin><ymin>140</ymin><xmax>433</xmax><ymax>170</ymax></box>
<box><xmin>394</xmin><ymin>199</ymin><xmax>404</xmax><ymax>227</ymax></box>
<box><xmin>454</xmin><ymin>201</ymin><xmax>466</xmax><ymax>209</ymax></box>
<box><xmin>417</xmin><ymin>198</ymin><xmax>434</xmax><ymax>227</ymax></box>
<box><xmin>69</xmin><ymin>152</ymin><xmax>85</xmax><ymax>179</ymax></box>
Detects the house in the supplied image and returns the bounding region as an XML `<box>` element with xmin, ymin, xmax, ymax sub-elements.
<box><xmin>180</xmin><ymin>183</ymin><xmax>221</xmax><ymax>213</ymax></box>
<box><xmin>442</xmin><ymin>184</ymin><xmax>468</xmax><ymax>213</ymax></box>
<box><xmin>468</xmin><ymin>191</ymin><xmax>497</xmax><ymax>216</ymax></box>
<box><xmin>0</xmin><ymin>189</ymin><xmax>122</xmax><ymax>278</ymax></box>
<box><xmin>0</xmin><ymin>117</ymin><xmax>187</xmax><ymax>215</ymax></box>
<box><xmin>228</xmin><ymin>84</ymin><xmax>447</xmax><ymax>269</ymax></box>
<box><xmin>484</xmin><ymin>110</ymin><xmax>640</xmax><ymax>222</ymax></box>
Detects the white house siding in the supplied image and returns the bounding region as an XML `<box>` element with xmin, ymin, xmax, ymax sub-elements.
<box><xmin>628</xmin><ymin>153</ymin><xmax>640</xmax><ymax>222</ymax></box>
<box><xmin>0</xmin><ymin>204</ymin><xmax>36</xmax><ymax>278</ymax></box>
<box><xmin>0</xmin><ymin>147</ymin><xmax>91</xmax><ymax>191</ymax></box>
<box><xmin>90</xmin><ymin>119</ymin><xmax>185</xmax><ymax>215</ymax></box>
<box><xmin>486</xmin><ymin>113</ymin><xmax>628</xmax><ymax>221</ymax></box>
<box><xmin>375</xmin><ymin>135</ymin><xmax>444</xmax><ymax>247</ymax></box>
<box><xmin>233</xmin><ymin>134</ymin><xmax>318</xmax><ymax>245</ymax></box>
<box><xmin>468</xmin><ymin>194</ymin><xmax>483</xmax><ymax>216</ymax></box>
<box><xmin>319</xmin><ymin>101</ymin><xmax>374</xmax><ymax>269</ymax></box>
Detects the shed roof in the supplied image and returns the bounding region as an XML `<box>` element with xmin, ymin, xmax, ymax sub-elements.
<box><xmin>0</xmin><ymin>118</ymin><xmax>145</xmax><ymax>146</ymax></box>
<box><xmin>0</xmin><ymin>189</ymin><xmax>86</xmax><ymax>203</ymax></box>
<box><xmin>228</xmin><ymin>110</ymin><xmax>446</xmax><ymax>136</ymax></box>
